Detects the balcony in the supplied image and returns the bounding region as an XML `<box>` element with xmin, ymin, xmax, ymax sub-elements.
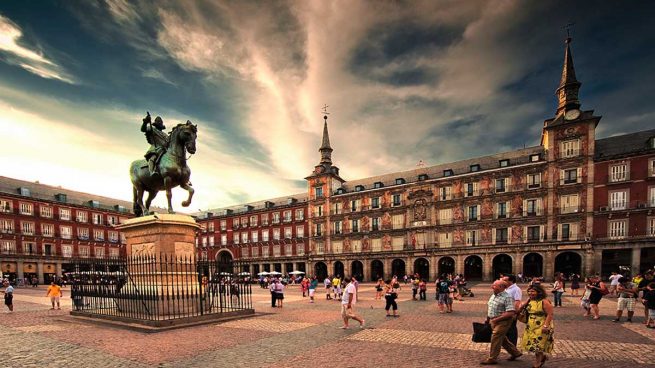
<box><xmin>523</xmin><ymin>208</ymin><xmax>543</xmax><ymax>217</ymax></box>
<box><xmin>559</xmin><ymin>177</ymin><xmax>581</xmax><ymax>185</ymax></box>
<box><xmin>527</xmin><ymin>183</ymin><xmax>542</xmax><ymax>189</ymax></box>
<box><xmin>608</xmin><ymin>173</ymin><xmax>630</xmax><ymax>184</ymax></box>
<box><xmin>495</xmin><ymin>239</ymin><xmax>508</xmax><ymax>245</ymax></box>
<box><xmin>559</xmin><ymin>206</ymin><xmax>580</xmax><ymax>214</ymax></box>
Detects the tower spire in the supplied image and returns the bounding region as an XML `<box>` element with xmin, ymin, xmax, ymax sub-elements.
<box><xmin>555</xmin><ymin>35</ymin><xmax>582</xmax><ymax>116</ymax></box>
<box><xmin>319</xmin><ymin>114</ymin><xmax>333</xmax><ymax>165</ymax></box>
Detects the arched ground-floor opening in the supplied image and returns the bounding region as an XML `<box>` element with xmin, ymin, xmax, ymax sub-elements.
<box><xmin>438</xmin><ymin>257</ymin><xmax>455</xmax><ymax>277</ymax></box>
<box><xmin>371</xmin><ymin>260</ymin><xmax>384</xmax><ymax>281</ymax></box>
<box><xmin>273</xmin><ymin>263</ymin><xmax>282</xmax><ymax>273</ymax></box>
<box><xmin>641</xmin><ymin>247</ymin><xmax>655</xmax><ymax>273</ymax></box>
<box><xmin>314</xmin><ymin>262</ymin><xmax>328</xmax><ymax>280</ymax></box>
<box><xmin>492</xmin><ymin>254</ymin><xmax>513</xmax><ymax>280</ymax></box>
<box><xmin>253</xmin><ymin>264</ymin><xmax>261</xmax><ymax>276</ymax></box>
<box><xmin>333</xmin><ymin>261</ymin><xmax>344</xmax><ymax>278</ymax></box>
<box><xmin>523</xmin><ymin>253</ymin><xmax>543</xmax><ymax>278</ymax></box>
<box><xmin>285</xmin><ymin>263</ymin><xmax>294</xmax><ymax>274</ymax></box>
<box><xmin>295</xmin><ymin>262</ymin><xmax>306</xmax><ymax>274</ymax></box>
<box><xmin>464</xmin><ymin>255</ymin><xmax>483</xmax><ymax>280</ymax></box>
<box><xmin>391</xmin><ymin>259</ymin><xmax>406</xmax><ymax>278</ymax></box>
<box><xmin>413</xmin><ymin>257</ymin><xmax>429</xmax><ymax>280</ymax></box>
<box><xmin>555</xmin><ymin>251</ymin><xmax>582</xmax><ymax>278</ymax></box>
<box><xmin>351</xmin><ymin>261</ymin><xmax>364</xmax><ymax>281</ymax></box>
<box><xmin>601</xmin><ymin>249</ymin><xmax>631</xmax><ymax>278</ymax></box>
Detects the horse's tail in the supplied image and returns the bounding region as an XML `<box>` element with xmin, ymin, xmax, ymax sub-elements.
<box><xmin>130</xmin><ymin>161</ymin><xmax>143</xmax><ymax>217</ymax></box>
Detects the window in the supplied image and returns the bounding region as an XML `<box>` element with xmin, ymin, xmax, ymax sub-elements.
<box><xmin>496</xmin><ymin>202</ymin><xmax>507</xmax><ymax>219</ymax></box>
<box><xmin>296</xmin><ymin>226</ymin><xmax>304</xmax><ymax>238</ymax></box>
<box><xmin>650</xmin><ymin>187</ymin><xmax>655</xmax><ymax>207</ymax></box>
<box><xmin>495</xmin><ymin>228</ymin><xmax>508</xmax><ymax>244</ymax></box>
<box><xmin>439</xmin><ymin>208</ymin><xmax>452</xmax><ymax>225</ymax></box>
<box><xmin>252</xmin><ymin>247</ymin><xmax>259</xmax><ymax>257</ymax></box>
<box><xmin>109</xmin><ymin>248</ymin><xmax>119</xmax><ymax>258</ymax></box>
<box><xmin>315</xmin><ymin>187</ymin><xmax>323</xmax><ymax>199</ymax></box>
<box><xmin>465</xmin><ymin>230</ymin><xmax>478</xmax><ymax>246</ymax></box>
<box><xmin>1</xmin><ymin>240</ymin><xmax>16</xmax><ymax>253</ymax></box>
<box><xmin>107</xmin><ymin>215</ymin><xmax>118</xmax><ymax>225</ymax></box>
<box><xmin>261</xmin><ymin>215</ymin><xmax>268</xmax><ymax>226</ymax></box>
<box><xmin>23</xmin><ymin>242</ymin><xmax>36</xmax><ymax>254</ymax></box>
<box><xmin>208</xmin><ymin>222</ymin><xmax>214</xmax><ymax>232</ymax></box>
<box><xmin>262</xmin><ymin>230</ymin><xmax>269</xmax><ymax>241</ymax></box>
<box><xmin>333</xmin><ymin>221</ymin><xmax>342</xmax><ymax>235</ymax></box>
<box><xmin>295</xmin><ymin>209</ymin><xmax>304</xmax><ymax>220</ymax></box>
<box><xmin>283</xmin><ymin>210</ymin><xmax>292</xmax><ymax>222</ymax></box>
<box><xmin>331</xmin><ymin>202</ymin><xmax>342</xmax><ymax>215</ymax></box>
<box><xmin>221</xmin><ymin>234</ymin><xmax>227</xmax><ymax>246</ymax></box>
<box><xmin>95</xmin><ymin>247</ymin><xmax>104</xmax><ymax>258</ymax></box>
<box><xmin>241</xmin><ymin>217</ymin><xmax>248</xmax><ymax>228</ymax></box>
<box><xmin>609</xmin><ymin>163</ymin><xmax>628</xmax><ymax>182</ymax></box>
<box><xmin>418</xmin><ymin>174</ymin><xmax>428</xmax><ymax>181</ymax></box>
<box><xmin>40</xmin><ymin>223</ymin><xmax>54</xmax><ymax>237</ymax></box>
<box><xmin>355</xmin><ymin>185</ymin><xmax>364</xmax><ymax>191</ymax></box>
<box><xmin>62</xmin><ymin>245</ymin><xmax>72</xmax><ymax>258</ymax></box>
<box><xmin>560</xmin><ymin>194</ymin><xmax>579</xmax><ymax>214</ymax></box>
<box><xmin>272</xmin><ymin>212</ymin><xmax>280</xmax><ymax>224</ymax></box>
<box><xmin>438</xmin><ymin>233</ymin><xmax>451</xmax><ymax>248</ymax></box>
<box><xmin>499</xmin><ymin>159</ymin><xmax>510</xmax><ymax>167</ymax></box>
<box><xmin>250</xmin><ymin>216</ymin><xmax>258</xmax><ymax>226</ymax></box>
<box><xmin>233</xmin><ymin>233</ymin><xmax>240</xmax><ymax>244</ymax></box>
<box><xmin>527</xmin><ymin>226</ymin><xmax>541</xmax><ymax>241</ymax></box>
<box><xmin>285</xmin><ymin>244</ymin><xmax>292</xmax><ymax>255</ymax></box>
<box><xmin>649</xmin><ymin>159</ymin><xmax>655</xmax><ymax>177</ymax></box>
<box><xmin>530</xmin><ymin>154</ymin><xmax>540</xmax><ymax>162</ymax></box>
<box><xmin>77</xmin><ymin>227</ymin><xmax>89</xmax><ymax>240</ymax></box>
<box><xmin>94</xmin><ymin>229</ymin><xmax>104</xmax><ymax>241</ymax></box>
<box><xmin>241</xmin><ymin>232</ymin><xmax>249</xmax><ymax>243</ymax></box>
<box><xmin>560</xmin><ymin>139</ymin><xmax>580</xmax><ymax>158</ymax></box>
<box><xmin>648</xmin><ymin>217</ymin><xmax>655</xmax><ymax>236</ymax></box>
<box><xmin>372</xmin><ymin>217</ymin><xmax>380</xmax><ymax>231</ymax></box>
<box><xmin>443</xmin><ymin>169</ymin><xmax>453</xmax><ymax>177</ymax></box>
<box><xmin>374</xmin><ymin>182</ymin><xmax>384</xmax><ymax>189</ymax></box>
<box><xmin>1</xmin><ymin>219</ymin><xmax>14</xmax><ymax>233</ymax></box>
<box><xmin>314</xmin><ymin>224</ymin><xmax>323</xmax><ymax>237</ymax></box>
<box><xmin>273</xmin><ymin>228</ymin><xmax>280</xmax><ymax>240</ymax></box>
<box><xmin>60</xmin><ymin>226</ymin><xmax>72</xmax><ymax>239</ymax></box>
<box><xmin>609</xmin><ymin>220</ymin><xmax>627</xmax><ymax>239</ymax></box>
<box><xmin>609</xmin><ymin>191</ymin><xmax>628</xmax><ymax>210</ymax></box>
<box><xmin>527</xmin><ymin>173</ymin><xmax>541</xmax><ymax>189</ymax></box>
<box><xmin>392</xmin><ymin>194</ymin><xmax>401</xmax><ymax>207</ymax></box>
<box><xmin>79</xmin><ymin>246</ymin><xmax>90</xmax><ymax>258</ymax></box>
<box><xmin>314</xmin><ymin>205</ymin><xmax>323</xmax><ymax>217</ymax></box>
<box><xmin>352</xmin><ymin>219</ymin><xmax>359</xmax><ymax>233</ymax></box>
<box><xmin>220</xmin><ymin>220</ymin><xmax>227</xmax><ymax>231</ymax></box>
<box><xmin>350</xmin><ymin>199</ymin><xmax>361</xmax><ymax>212</ymax></box>
<box><xmin>251</xmin><ymin>231</ymin><xmax>258</xmax><ymax>243</ymax></box>
<box><xmin>524</xmin><ymin>199</ymin><xmax>541</xmax><ymax>216</ymax></box>
<box><xmin>40</xmin><ymin>206</ymin><xmax>53</xmax><ymax>218</ymax></box>
<box><xmin>560</xmin><ymin>168</ymin><xmax>580</xmax><ymax>185</ymax></box>
<box><xmin>465</xmin><ymin>182</ymin><xmax>478</xmax><ymax>197</ymax></box>
<box><xmin>467</xmin><ymin>205</ymin><xmax>479</xmax><ymax>221</ymax></box>
<box><xmin>0</xmin><ymin>199</ymin><xmax>12</xmax><ymax>213</ymax></box>
<box><xmin>76</xmin><ymin>211</ymin><xmax>87</xmax><ymax>223</ymax></box>
<box><xmin>371</xmin><ymin>197</ymin><xmax>380</xmax><ymax>209</ymax></box>
<box><xmin>59</xmin><ymin>208</ymin><xmax>71</xmax><ymax>220</ymax></box>
<box><xmin>284</xmin><ymin>227</ymin><xmax>292</xmax><ymax>239</ymax></box>
<box><xmin>439</xmin><ymin>186</ymin><xmax>452</xmax><ymax>201</ymax></box>
<box><xmin>470</xmin><ymin>164</ymin><xmax>480</xmax><ymax>172</ymax></box>
<box><xmin>392</xmin><ymin>214</ymin><xmax>404</xmax><ymax>230</ymax></box>
<box><xmin>561</xmin><ymin>224</ymin><xmax>570</xmax><ymax>240</ymax></box>
<box><xmin>92</xmin><ymin>213</ymin><xmax>103</xmax><ymax>225</ymax></box>
<box><xmin>19</xmin><ymin>202</ymin><xmax>33</xmax><ymax>215</ymax></box>
<box><xmin>109</xmin><ymin>231</ymin><xmax>119</xmax><ymax>243</ymax></box>
<box><xmin>395</xmin><ymin>178</ymin><xmax>405</xmax><ymax>185</ymax></box>
<box><xmin>495</xmin><ymin>178</ymin><xmax>506</xmax><ymax>193</ymax></box>
<box><xmin>21</xmin><ymin>221</ymin><xmax>34</xmax><ymax>235</ymax></box>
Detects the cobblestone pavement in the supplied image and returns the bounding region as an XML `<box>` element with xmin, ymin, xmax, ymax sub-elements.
<box><xmin>1</xmin><ymin>283</ymin><xmax>654</xmax><ymax>367</ymax></box>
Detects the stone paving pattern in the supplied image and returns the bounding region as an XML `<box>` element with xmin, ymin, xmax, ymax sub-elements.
<box><xmin>1</xmin><ymin>283</ymin><xmax>654</xmax><ymax>367</ymax></box>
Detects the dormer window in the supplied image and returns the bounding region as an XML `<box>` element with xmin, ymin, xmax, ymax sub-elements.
<box><xmin>418</xmin><ymin>174</ymin><xmax>428</xmax><ymax>181</ymax></box>
<box><xmin>530</xmin><ymin>154</ymin><xmax>540</xmax><ymax>162</ymax></box>
<box><xmin>355</xmin><ymin>185</ymin><xmax>364</xmax><ymax>192</ymax></box>
<box><xmin>18</xmin><ymin>187</ymin><xmax>31</xmax><ymax>197</ymax></box>
<box><xmin>499</xmin><ymin>159</ymin><xmax>510</xmax><ymax>167</ymax></box>
<box><xmin>395</xmin><ymin>178</ymin><xmax>405</xmax><ymax>185</ymax></box>
<box><xmin>443</xmin><ymin>169</ymin><xmax>453</xmax><ymax>177</ymax></box>
<box><xmin>336</xmin><ymin>188</ymin><xmax>345</xmax><ymax>195</ymax></box>
<box><xmin>470</xmin><ymin>164</ymin><xmax>480</xmax><ymax>172</ymax></box>
<box><xmin>373</xmin><ymin>182</ymin><xmax>384</xmax><ymax>189</ymax></box>
<box><xmin>649</xmin><ymin>137</ymin><xmax>655</xmax><ymax>149</ymax></box>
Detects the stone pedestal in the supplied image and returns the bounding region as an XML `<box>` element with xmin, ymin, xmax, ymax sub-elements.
<box><xmin>115</xmin><ymin>214</ymin><xmax>201</xmax><ymax>316</ymax></box>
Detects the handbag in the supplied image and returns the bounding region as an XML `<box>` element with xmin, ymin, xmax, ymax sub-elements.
<box><xmin>472</xmin><ymin>322</ymin><xmax>492</xmax><ymax>343</ymax></box>
<box><xmin>517</xmin><ymin>303</ymin><xmax>529</xmax><ymax>323</ymax></box>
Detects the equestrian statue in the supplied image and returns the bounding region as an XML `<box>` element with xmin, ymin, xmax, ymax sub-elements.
<box><xmin>130</xmin><ymin>112</ymin><xmax>197</xmax><ymax>217</ymax></box>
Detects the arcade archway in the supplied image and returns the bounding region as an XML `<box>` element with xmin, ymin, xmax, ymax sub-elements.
<box><xmin>413</xmin><ymin>258</ymin><xmax>429</xmax><ymax>280</ymax></box>
<box><xmin>371</xmin><ymin>260</ymin><xmax>384</xmax><ymax>281</ymax></box>
<box><xmin>464</xmin><ymin>255</ymin><xmax>483</xmax><ymax>280</ymax></box>
<box><xmin>492</xmin><ymin>254</ymin><xmax>513</xmax><ymax>280</ymax></box>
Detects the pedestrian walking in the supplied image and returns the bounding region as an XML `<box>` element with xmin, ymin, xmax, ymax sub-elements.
<box><xmin>411</xmin><ymin>277</ymin><xmax>419</xmax><ymax>301</ymax></box>
<box><xmin>46</xmin><ymin>281</ymin><xmax>63</xmax><ymax>310</ymax></box>
<box><xmin>587</xmin><ymin>274</ymin><xmax>607</xmax><ymax>320</ymax></box>
<box><xmin>642</xmin><ymin>282</ymin><xmax>655</xmax><ymax>328</ymax></box>
<box><xmin>480</xmin><ymin>280</ymin><xmax>522</xmax><ymax>365</ymax></box>
<box><xmin>340</xmin><ymin>275</ymin><xmax>364</xmax><ymax>329</ymax></box>
<box><xmin>309</xmin><ymin>276</ymin><xmax>318</xmax><ymax>303</ymax></box>
<box><xmin>332</xmin><ymin>275</ymin><xmax>341</xmax><ymax>300</ymax></box>
<box><xmin>613</xmin><ymin>276</ymin><xmax>637</xmax><ymax>322</ymax></box>
<box><xmin>270</xmin><ymin>278</ymin><xmax>277</xmax><ymax>308</ymax></box>
<box><xmin>275</xmin><ymin>279</ymin><xmax>285</xmax><ymax>308</ymax></box>
<box><xmin>503</xmin><ymin>274</ymin><xmax>522</xmax><ymax>346</ymax></box>
<box><xmin>374</xmin><ymin>279</ymin><xmax>384</xmax><ymax>300</ymax></box>
<box><xmin>436</xmin><ymin>274</ymin><xmax>452</xmax><ymax>313</ymax></box>
<box><xmin>580</xmin><ymin>278</ymin><xmax>592</xmax><ymax>317</ymax></box>
<box><xmin>384</xmin><ymin>279</ymin><xmax>399</xmax><ymax>317</ymax></box>
<box><xmin>418</xmin><ymin>279</ymin><xmax>427</xmax><ymax>301</ymax></box>
<box><xmin>552</xmin><ymin>274</ymin><xmax>565</xmax><ymax>307</ymax></box>
<box><xmin>518</xmin><ymin>284</ymin><xmax>554</xmax><ymax>368</ymax></box>
<box><xmin>324</xmin><ymin>276</ymin><xmax>332</xmax><ymax>300</ymax></box>
<box><xmin>2</xmin><ymin>281</ymin><xmax>14</xmax><ymax>312</ymax></box>
<box><xmin>638</xmin><ymin>271</ymin><xmax>654</xmax><ymax>324</ymax></box>
<box><xmin>608</xmin><ymin>272</ymin><xmax>622</xmax><ymax>297</ymax></box>
<box><xmin>570</xmin><ymin>274</ymin><xmax>581</xmax><ymax>296</ymax></box>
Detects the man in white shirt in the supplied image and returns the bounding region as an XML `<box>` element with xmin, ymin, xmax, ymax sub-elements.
<box><xmin>503</xmin><ymin>274</ymin><xmax>522</xmax><ymax>347</ymax></box>
<box><xmin>609</xmin><ymin>272</ymin><xmax>622</xmax><ymax>297</ymax></box>
<box><xmin>340</xmin><ymin>275</ymin><xmax>365</xmax><ymax>329</ymax></box>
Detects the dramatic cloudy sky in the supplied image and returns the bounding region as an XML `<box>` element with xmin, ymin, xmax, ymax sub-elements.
<box><xmin>0</xmin><ymin>1</ymin><xmax>653</xmax><ymax>212</ymax></box>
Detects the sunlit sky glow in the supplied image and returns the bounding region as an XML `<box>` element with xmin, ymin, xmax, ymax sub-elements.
<box><xmin>0</xmin><ymin>1</ymin><xmax>654</xmax><ymax>212</ymax></box>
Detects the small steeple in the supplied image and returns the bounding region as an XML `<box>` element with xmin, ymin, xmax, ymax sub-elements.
<box><xmin>319</xmin><ymin>114</ymin><xmax>333</xmax><ymax>165</ymax></box>
<box><xmin>555</xmin><ymin>36</ymin><xmax>582</xmax><ymax>116</ymax></box>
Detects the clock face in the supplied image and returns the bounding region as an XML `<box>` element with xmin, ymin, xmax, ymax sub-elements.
<box><xmin>564</xmin><ymin>109</ymin><xmax>581</xmax><ymax>120</ymax></box>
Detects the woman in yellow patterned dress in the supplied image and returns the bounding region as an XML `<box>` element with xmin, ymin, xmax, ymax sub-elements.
<box><xmin>519</xmin><ymin>284</ymin><xmax>554</xmax><ymax>368</ymax></box>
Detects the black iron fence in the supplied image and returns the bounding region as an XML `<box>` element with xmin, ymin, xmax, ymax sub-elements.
<box><xmin>67</xmin><ymin>255</ymin><xmax>252</xmax><ymax>322</ymax></box>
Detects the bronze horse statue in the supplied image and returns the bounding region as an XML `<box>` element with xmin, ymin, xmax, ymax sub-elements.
<box><xmin>130</xmin><ymin>121</ymin><xmax>197</xmax><ymax>216</ymax></box>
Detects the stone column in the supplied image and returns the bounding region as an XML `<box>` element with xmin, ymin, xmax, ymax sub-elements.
<box><xmin>514</xmin><ymin>252</ymin><xmax>523</xmax><ymax>276</ymax></box>
<box><xmin>55</xmin><ymin>263</ymin><xmax>63</xmax><ymax>278</ymax></box>
<box><xmin>16</xmin><ymin>261</ymin><xmax>24</xmax><ymax>283</ymax></box>
<box><xmin>429</xmin><ymin>255</ymin><xmax>437</xmax><ymax>281</ymax></box>
<box><xmin>631</xmin><ymin>247</ymin><xmax>641</xmax><ymax>275</ymax></box>
<box><xmin>483</xmin><ymin>253</ymin><xmax>492</xmax><ymax>281</ymax></box>
<box><xmin>544</xmin><ymin>251</ymin><xmax>554</xmax><ymax>281</ymax></box>
<box><xmin>593</xmin><ymin>250</ymin><xmax>603</xmax><ymax>275</ymax></box>
<box><xmin>584</xmin><ymin>249</ymin><xmax>594</xmax><ymax>277</ymax></box>
<box><xmin>456</xmin><ymin>255</ymin><xmax>464</xmax><ymax>276</ymax></box>
<box><xmin>362</xmin><ymin>260</ymin><xmax>370</xmax><ymax>282</ymax></box>
<box><xmin>37</xmin><ymin>262</ymin><xmax>44</xmax><ymax>284</ymax></box>
<box><xmin>383</xmin><ymin>258</ymin><xmax>391</xmax><ymax>280</ymax></box>
<box><xmin>343</xmin><ymin>261</ymin><xmax>351</xmax><ymax>278</ymax></box>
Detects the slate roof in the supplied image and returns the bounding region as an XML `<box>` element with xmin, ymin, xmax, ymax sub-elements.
<box><xmin>0</xmin><ymin>176</ymin><xmax>134</xmax><ymax>213</ymax></box>
<box><xmin>196</xmin><ymin>192</ymin><xmax>309</xmax><ymax>219</ymax></box>
<box><xmin>595</xmin><ymin>129</ymin><xmax>655</xmax><ymax>161</ymax></box>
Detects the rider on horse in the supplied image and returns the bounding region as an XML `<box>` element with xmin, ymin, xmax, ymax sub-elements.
<box><xmin>140</xmin><ymin>112</ymin><xmax>169</xmax><ymax>177</ymax></box>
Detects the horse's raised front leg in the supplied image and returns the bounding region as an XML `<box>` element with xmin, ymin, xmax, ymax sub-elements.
<box><xmin>180</xmin><ymin>182</ymin><xmax>194</xmax><ymax>207</ymax></box>
<box><xmin>164</xmin><ymin>177</ymin><xmax>174</xmax><ymax>214</ymax></box>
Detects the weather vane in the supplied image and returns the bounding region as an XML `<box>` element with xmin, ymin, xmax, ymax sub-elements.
<box><xmin>565</xmin><ymin>22</ymin><xmax>575</xmax><ymax>39</ymax></box>
<box><xmin>322</xmin><ymin>104</ymin><xmax>330</xmax><ymax>115</ymax></box>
